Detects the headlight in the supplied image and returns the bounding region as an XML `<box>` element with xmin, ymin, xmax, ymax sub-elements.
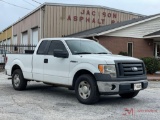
<box><xmin>98</xmin><ymin>64</ymin><xmax>117</xmax><ymax>77</ymax></box>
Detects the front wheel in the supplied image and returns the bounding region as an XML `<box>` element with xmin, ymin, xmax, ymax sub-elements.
<box><xmin>75</xmin><ymin>74</ymin><xmax>99</xmax><ymax>104</ymax></box>
<box><xmin>12</xmin><ymin>69</ymin><xmax>27</xmax><ymax>90</ymax></box>
<box><xmin>119</xmin><ymin>91</ymin><xmax>139</xmax><ymax>98</ymax></box>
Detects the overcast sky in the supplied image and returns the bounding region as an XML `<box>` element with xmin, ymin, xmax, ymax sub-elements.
<box><xmin>0</xmin><ymin>0</ymin><xmax>160</xmax><ymax>31</ymax></box>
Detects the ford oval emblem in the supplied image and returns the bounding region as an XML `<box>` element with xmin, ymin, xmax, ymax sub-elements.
<box><xmin>132</xmin><ymin>67</ymin><xmax>138</xmax><ymax>72</ymax></box>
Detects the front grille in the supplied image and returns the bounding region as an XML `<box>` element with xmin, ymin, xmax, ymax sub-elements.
<box><xmin>116</xmin><ymin>61</ymin><xmax>145</xmax><ymax>77</ymax></box>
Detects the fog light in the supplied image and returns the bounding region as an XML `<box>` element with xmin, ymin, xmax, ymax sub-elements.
<box><xmin>111</xmin><ymin>84</ymin><xmax>116</xmax><ymax>90</ymax></box>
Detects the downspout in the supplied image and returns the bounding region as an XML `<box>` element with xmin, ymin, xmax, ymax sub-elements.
<box><xmin>12</xmin><ymin>26</ymin><xmax>13</xmax><ymax>45</ymax></box>
<box><xmin>42</xmin><ymin>6</ymin><xmax>45</xmax><ymax>38</ymax></box>
<box><xmin>39</xmin><ymin>7</ymin><xmax>42</xmax><ymax>39</ymax></box>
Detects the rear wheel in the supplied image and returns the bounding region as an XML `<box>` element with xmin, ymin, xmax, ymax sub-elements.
<box><xmin>119</xmin><ymin>91</ymin><xmax>139</xmax><ymax>98</ymax></box>
<box><xmin>12</xmin><ymin>69</ymin><xmax>27</xmax><ymax>90</ymax></box>
<box><xmin>75</xmin><ymin>74</ymin><xmax>99</xmax><ymax>104</ymax></box>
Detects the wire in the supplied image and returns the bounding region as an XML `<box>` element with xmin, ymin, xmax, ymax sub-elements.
<box><xmin>0</xmin><ymin>0</ymin><xmax>31</xmax><ymax>10</ymax></box>
<box><xmin>31</xmin><ymin>0</ymin><xmax>42</xmax><ymax>5</ymax></box>
<box><xmin>22</xmin><ymin>0</ymin><xmax>36</xmax><ymax>7</ymax></box>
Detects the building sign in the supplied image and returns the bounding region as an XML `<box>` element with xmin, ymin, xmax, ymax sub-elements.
<box><xmin>67</xmin><ymin>9</ymin><xmax>118</xmax><ymax>24</ymax></box>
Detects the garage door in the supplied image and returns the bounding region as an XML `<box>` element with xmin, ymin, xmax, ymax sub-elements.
<box><xmin>13</xmin><ymin>35</ymin><xmax>17</xmax><ymax>45</ymax></box>
<box><xmin>7</xmin><ymin>38</ymin><xmax>11</xmax><ymax>51</ymax></box>
<box><xmin>32</xmin><ymin>28</ymin><xmax>38</xmax><ymax>45</ymax></box>
<box><xmin>22</xmin><ymin>32</ymin><xmax>28</xmax><ymax>45</ymax></box>
<box><xmin>3</xmin><ymin>40</ymin><xmax>6</xmax><ymax>45</ymax></box>
<box><xmin>22</xmin><ymin>32</ymin><xmax>28</xmax><ymax>53</ymax></box>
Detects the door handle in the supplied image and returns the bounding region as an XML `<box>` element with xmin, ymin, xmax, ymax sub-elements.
<box><xmin>44</xmin><ymin>59</ymin><xmax>48</xmax><ymax>63</ymax></box>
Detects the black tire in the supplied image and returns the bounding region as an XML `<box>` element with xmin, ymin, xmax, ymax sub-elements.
<box><xmin>12</xmin><ymin>69</ymin><xmax>27</xmax><ymax>90</ymax></box>
<box><xmin>119</xmin><ymin>91</ymin><xmax>139</xmax><ymax>98</ymax></box>
<box><xmin>75</xmin><ymin>74</ymin><xmax>99</xmax><ymax>104</ymax></box>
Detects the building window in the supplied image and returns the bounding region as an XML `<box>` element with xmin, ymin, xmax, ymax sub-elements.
<box><xmin>128</xmin><ymin>42</ymin><xmax>133</xmax><ymax>57</ymax></box>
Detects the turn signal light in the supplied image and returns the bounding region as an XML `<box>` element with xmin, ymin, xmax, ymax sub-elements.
<box><xmin>98</xmin><ymin>65</ymin><xmax>104</xmax><ymax>73</ymax></box>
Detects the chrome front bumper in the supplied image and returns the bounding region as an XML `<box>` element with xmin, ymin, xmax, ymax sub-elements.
<box><xmin>97</xmin><ymin>80</ymin><xmax>148</xmax><ymax>94</ymax></box>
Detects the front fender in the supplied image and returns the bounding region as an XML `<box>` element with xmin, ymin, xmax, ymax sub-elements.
<box><xmin>68</xmin><ymin>63</ymin><xmax>99</xmax><ymax>85</ymax></box>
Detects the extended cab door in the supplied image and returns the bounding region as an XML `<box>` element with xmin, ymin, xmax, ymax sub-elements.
<box><xmin>43</xmin><ymin>40</ymin><xmax>70</xmax><ymax>85</ymax></box>
<box><xmin>32</xmin><ymin>40</ymin><xmax>49</xmax><ymax>81</ymax></box>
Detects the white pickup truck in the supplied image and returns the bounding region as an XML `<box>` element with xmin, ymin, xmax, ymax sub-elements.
<box><xmin>5</xmin><ymin>38</ymin><xmax>148</xmax><ymax>104</ymax></box>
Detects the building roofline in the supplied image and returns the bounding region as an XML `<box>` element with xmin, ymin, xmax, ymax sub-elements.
<box><xmin>45</xmin><ymin>2</ymin><xmax>145</xmax><ymax>17</ymax></box>
<box><xmin>98</xmin><ymin>14</ymin><xmax>160</xmax><ymax>36</ymax></box>
<box><xmin>68</xmin><ymin>13</ymin><xmax>160</xmax><ymax>38</ymax></box>
<box><xmin>143</xmin><ymin>30</ymin><xmax>160</xmax><ymax>38</ymax></box>
<box><xmin>143</xmin><ymin>35</ymin><xmax>160</xmax><ymax>38</ymax></box>
<box><xmin>0</xmin><ymin>2</ymin><xmax>145</xmax><ymax>32</ymax></box>
<box><xmin>0</xmin><ymin>2</ymin><xmax>47</xmax><ymax>32</ymax></box>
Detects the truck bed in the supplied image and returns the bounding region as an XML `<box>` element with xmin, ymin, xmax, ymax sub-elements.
<box><xmin>5</xmin><ymin>54</ymin><xmax>33</xmax><ymax>79</ymax></box>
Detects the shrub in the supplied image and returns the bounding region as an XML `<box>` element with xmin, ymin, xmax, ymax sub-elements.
<box><xmin>118</xmin><ymin>51</ymin><xmax>128</xmax><ymax>56</ymax></box>
<box><xmin>141</xmin><ymin>57</ymin><xmax>160</xmax><ymax>74</ymax></box>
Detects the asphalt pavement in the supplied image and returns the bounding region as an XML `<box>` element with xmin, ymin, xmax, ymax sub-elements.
<box><xmin>0</xmin><ymin>72</ymin><xmax>160</xmax><ymax>120</ymax></box>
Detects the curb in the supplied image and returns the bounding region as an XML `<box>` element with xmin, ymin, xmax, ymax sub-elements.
<box><xmin>148</xmin><ymin>79</ymin><xmax>160</xmax><ymax>81</ymax></box>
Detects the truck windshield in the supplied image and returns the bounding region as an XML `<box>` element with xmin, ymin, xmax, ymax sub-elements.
<box><xmin>66</xmin><ymin>40</ymin><xmax>111</xmax><ymax>55</ymax></box>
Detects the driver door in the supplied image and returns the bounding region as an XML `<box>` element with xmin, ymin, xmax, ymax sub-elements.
<box><xmin>43</xmin><ymin>40</ymin><xmax>70</xmax><ymax>85</ymax></box>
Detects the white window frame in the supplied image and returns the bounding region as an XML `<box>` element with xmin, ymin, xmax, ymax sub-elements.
<box><xmin>127</xmin><ymin>42</ymin><xmax>133</xmax><ymax>57</ymax></box>
<box><xmin>154</xmin><ymin>42</ymin><xmax>160</xmax><ymax>58</ymax></box>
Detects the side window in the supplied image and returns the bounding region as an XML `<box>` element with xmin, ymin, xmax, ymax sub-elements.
<box><xmin>37</xmin><ymin>41</ymin><xmax>48</xmax><ymax>54</ymax></box>
<box><xmin>48</xmin><ymin>41</ymin><xmax>67</xmax><ymax>55</ymax></box>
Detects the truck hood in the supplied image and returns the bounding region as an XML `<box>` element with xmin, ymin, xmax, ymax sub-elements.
<box><xmin>79</xmin><ymin>54</ymin><xmax>141</xmax><ymax>64</ymax></box>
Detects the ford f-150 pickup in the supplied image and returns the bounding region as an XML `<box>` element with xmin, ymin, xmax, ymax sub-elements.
<box><xmin>5</xmin><ymin>38</ymin><xmax>148</xmax><ymax>104</ymax></box>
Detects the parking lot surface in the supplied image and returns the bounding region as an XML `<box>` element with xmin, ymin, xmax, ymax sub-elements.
<box><xmin>0</xmin><ymin>72</ymin><xmax>160</xmax><ymax>120</ymax></box>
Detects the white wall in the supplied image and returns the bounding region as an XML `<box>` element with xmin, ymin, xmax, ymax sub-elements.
<box><xmin>106</xmin><ymin>17</ymin><xmax>160</xmax><ymax>38</ymax></box>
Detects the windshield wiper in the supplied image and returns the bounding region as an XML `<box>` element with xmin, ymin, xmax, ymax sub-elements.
<box><xmin>75</xmin><ymin>52</ymin><xmax>92</xmax><ymax>55</ymax></box>
<box><xmin>96</xmin><ymin>52</ymin><xmax>108</xmax><ymax>54</ymax></box>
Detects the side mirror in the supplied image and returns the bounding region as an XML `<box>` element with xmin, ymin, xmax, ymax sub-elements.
<box><xmin>53</xmin><ymin>49</ymin><xmax>69</xmax><ymax>58</ymax></box>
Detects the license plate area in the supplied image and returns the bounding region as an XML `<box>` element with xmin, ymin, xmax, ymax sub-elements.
<box><xmin>134</xmin><ymin>83</ymin><xmax>142</xmax><ymax>90</ymax></box>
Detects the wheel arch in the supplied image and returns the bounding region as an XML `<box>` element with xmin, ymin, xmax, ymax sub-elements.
<box><xmin>11</xmin><ymin>64</ymin><xmax>22</xmax><ymax>75</ymax></box>
<box><xmin>72</xmin><ymin>69</ymin><xmax>96</xmax><ymax>88</ymax></box>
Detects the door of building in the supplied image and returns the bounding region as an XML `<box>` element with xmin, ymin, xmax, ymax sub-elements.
<box><xmin>155</xmin><ymin>42</ymin><xmax>160</xmax><ymax>58</ymax></box>
<box><xmin>21</xmin><ymin>31</ymin><xmax>28</xmax><ymax>53</ymax></box>
<box><xmin>32</xmin><ymin>28</ymin><xmax>38</xmax><ymax>46</ymax></box>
